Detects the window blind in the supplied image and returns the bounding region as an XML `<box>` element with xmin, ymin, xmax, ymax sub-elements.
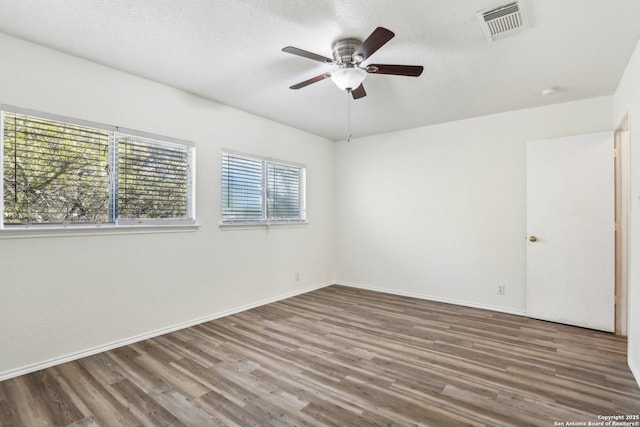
<box><xmin>117</xmin><ymin>136</ymin><xmax>190</xmax><ymax>220</ymax></box>
<box><xmin>0</xmin><ymin>107</ymin><xmax>196</xmax><ymax>228</ymax></box>
<box><xmin>266</xmin><ymin>162</ymin><xmax>301</xmax><ymax>219</ymax></box>
<box><xmin>221</xmin><ymin>152</ymin><xmax>305</xmax><ymax>223</ymax></box>
<box><xmin>2</xmin><ymin>112</ymin><xmax>110</xmax><ymax>224</ymax></box>
<box><xmin>221</xmin><ymin>154</ymin><xmax>263</xmax><ymax>221</ymax></box>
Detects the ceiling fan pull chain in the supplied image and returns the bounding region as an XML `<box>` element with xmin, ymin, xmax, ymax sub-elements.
<box><xmin>347</xmin><ymin>91</ymin><xmax>352</xmax><ymax>142</ymax></box>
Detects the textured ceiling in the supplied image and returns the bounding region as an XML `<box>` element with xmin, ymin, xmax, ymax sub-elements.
<box><xmin>0</xmin><ymin>0</ymin><xmax>639</xmax><ymax>140</ymax></box>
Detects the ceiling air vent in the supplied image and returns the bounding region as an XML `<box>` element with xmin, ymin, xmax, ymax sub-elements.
<box><xmin>477</xmin><ymin>1</ymin><xmax>528</xmax><ymax>42</ymax></box>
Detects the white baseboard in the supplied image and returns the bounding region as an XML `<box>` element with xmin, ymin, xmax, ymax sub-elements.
<box><xmin>336</xmin><ymin>281</ymin><xmax>527</xmax><ymax>317</ymax></box>
<box><xmin>0</xmin><ymin>282</ymin><xmax>332</xmax><ymax>382</ymax></box>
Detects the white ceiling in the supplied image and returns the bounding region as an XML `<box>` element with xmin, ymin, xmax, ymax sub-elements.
<box><xmin>0</xmin><ymin>0</ymin><xmax>639</xmax><ymax>141</ymax></box>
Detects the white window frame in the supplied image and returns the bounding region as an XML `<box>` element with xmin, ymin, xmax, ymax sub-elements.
<box><xmin>0</xmin><ymin>105</ymin><xmax>197</xmax><ymax>236</ymax></box>
<box><xmin>220</xmin><ymin>149</ymin><xmax>307</xmax><ymax>227</ymax></box>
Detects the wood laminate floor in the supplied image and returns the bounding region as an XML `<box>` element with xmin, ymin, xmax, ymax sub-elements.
<box><xmin>1</xmin><ymin>285</ymin><xmax>639</xmax><ymax>426</ymax></box>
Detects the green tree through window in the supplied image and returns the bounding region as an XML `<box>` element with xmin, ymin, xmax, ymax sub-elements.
<box><xmin>3</xmin><ymin>113</ymin><xmax>110</xmax><ymax>224</ymax></box>
<box><xmin>1</xmin><ymin>110</ymin><xmax>195</xmax><ymax>227</ymax></box>
<box><xmin>117</xmin><ymin>136</ymin><xmax>190</xmax><ymax>220</ymax></box>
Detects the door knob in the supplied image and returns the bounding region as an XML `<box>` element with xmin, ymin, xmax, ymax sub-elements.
<box><xmin>529</xmin><ymin>235</ymin><xmax>537</xmax><ymax>242</ymax></box>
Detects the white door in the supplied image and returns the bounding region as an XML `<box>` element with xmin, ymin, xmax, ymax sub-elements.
<box><xmin>526</xmin><ymin>132</ymin><xmax>614</xmax><ymax>332</ymax></box>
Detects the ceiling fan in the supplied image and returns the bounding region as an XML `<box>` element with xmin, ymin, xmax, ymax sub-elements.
<box><xmin>282</xmin><ymin>27</ymin><xmax>424</xmax><ymax>100</ymax></box>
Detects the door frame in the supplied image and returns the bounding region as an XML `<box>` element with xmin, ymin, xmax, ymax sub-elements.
<box><xmin>615</xmin><ymin>115</ymin><xmax>630</xmax><ymax>336</ymax></box>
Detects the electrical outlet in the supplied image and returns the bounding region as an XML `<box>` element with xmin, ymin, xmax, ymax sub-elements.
<box><xmin>497</xmin><ymin>284</ymin><xmax>505</xmax><ymax>295</ymax></box>
<box><xmin>295</xmin><ymin>272</ymin><xmax>300</xmax><ymax>282</ymax></box>
<box><xmin>318</xmin><ymin>271</ymin><xmax>324</xmax><ymax>279</ymax></box>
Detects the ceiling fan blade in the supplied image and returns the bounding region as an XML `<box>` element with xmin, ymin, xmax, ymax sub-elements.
<box><xmin>353</xmin><ymin>27</ymin><xmax>395</xmax><ymax>61</ymax></box>
<box><xmin>351</xmin><ymin>84</ymin><xmax>366</xmax><ymax>99</ymax></box>
<box><xmin>367</xmin><ymin>64</ymin><xmax>424</xmax><ymax>77</ymax></box>
<box><xmin>289</xmin><ymin>73</ymin><xmax>330</xmax><ymax>90</ymax></box>
<box><xmin>282</xmin><ymin>46</ymin><xmax>334</xmax><ymax>64</ymax></box>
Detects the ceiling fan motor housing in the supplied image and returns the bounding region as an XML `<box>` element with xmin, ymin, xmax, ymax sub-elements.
<box><xmin>332</xmin><ymin>38</ymin><xmax>363</xmax><ymax>66</ymax></box>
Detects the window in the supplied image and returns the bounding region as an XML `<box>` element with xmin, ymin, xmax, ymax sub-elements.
<box><xmin>2</xmin><ymin>113</ymin><xmax>111</xmax><ymax>225</ymax></box>
<box><xmin>221</xmin><ymin>151</ymin><xmax>305</xmax><ymax>224</ymax></box>
<box><xmin>1</xmin><ymin>107</ymin><xmax>195</xmax><ymax>229</ymax></box>
<box><xmin>116</xmin><ymin>135</ymin><xmax>193</xmax><ymax>222</ymax></box>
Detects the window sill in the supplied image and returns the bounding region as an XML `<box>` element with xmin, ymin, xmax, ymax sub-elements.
<box><xmin>219</xmin><ymin>221</ymin><xmax>309</xmax><ymax>231</ymax></box>
<box><xmin>0</xmin><ymin>224</ymin><xmax>200</xmax><ymax>239</ymax></box>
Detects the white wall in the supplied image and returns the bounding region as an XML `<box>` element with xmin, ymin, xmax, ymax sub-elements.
<box><xmin>335</xmin><ymin>97</ymin><xmax>613</xmax><ymax>314</ymax></box>
<box><xmin>0</xmin><ymin>33</ymin><xmax>336</xmax><ymax>378</ymax></box>
<box><xmin>614</xmin><ymin>36</ymin><xmax>640</xmax><ymax>384</ymax></box>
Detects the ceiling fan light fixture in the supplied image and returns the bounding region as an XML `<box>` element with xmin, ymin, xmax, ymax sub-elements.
<box><xmin>331</xmin><ymin>67</ymin><xmax>366</xmax><ymax>91</ymax></box>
